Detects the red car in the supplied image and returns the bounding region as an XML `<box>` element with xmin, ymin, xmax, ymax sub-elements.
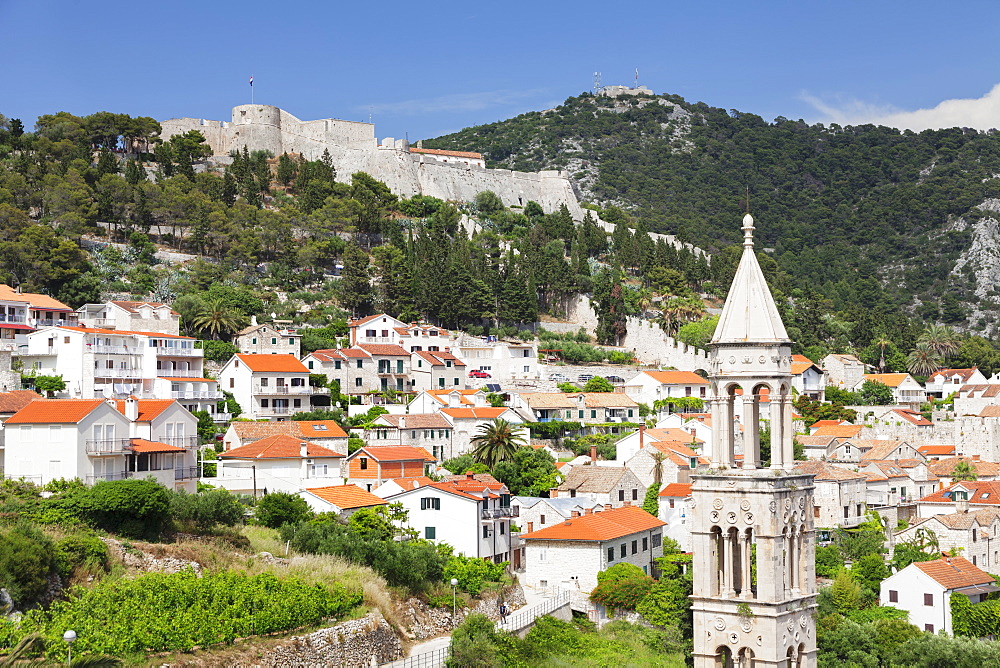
<box><xmin>469</xmin><ymin>370</ymin><xmax>492</xmax><ymax>378</ymax></box>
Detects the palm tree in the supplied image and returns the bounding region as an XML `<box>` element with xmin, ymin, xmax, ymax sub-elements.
<box><xmin>190</xmin><ymin>298</ymin><xmax>246</xmax><ymax>340</ymax></box>
<box><xmin>920</xmin><ymin>324</ymin><xmax>960</xmax><ymax>359</ymax></box>
<box><xmin>470</xmin><ymin>419</ymin><xmax>527</xmax><ymax>469</ymax></box>
<box><xmin>907</xmin><ymin>341</ymin><xmax>943</xmax><ymax>376</ymax></box>
<box><xmin>873</xmin><ymin>336</ymin><xmax>892</xmax><ymax>373</ymax></box>
<box><xmin>951</xmin><ymin>460</ymin><xmax>978</xmax><ymax>482</ymax></box>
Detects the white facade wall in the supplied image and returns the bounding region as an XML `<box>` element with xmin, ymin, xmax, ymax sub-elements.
<box><xmin>524</xmin><ymin>529</ymin><xmax>665</xmax><ymax>593</ymax></box>
<box><xmin>392</xmin><ymin>487</ymin><xmax>512</xmax><ymax>561</ymax></box>
<box><xmin>880</xmin><ymin>568</ymin><xmax>952</xmax><ymax>634</ymax></box>
<box><xmin>217</xmin><ymin>360</ymin><xmax>310</xmax><ymax>421</ymax></box>
<box><xmin>214</xmin><ymin>456</ymin><xmax>343</xmax><ymax>495</ymax></box>
<box><xmin>657</xmin><ymin>495</ymin><xmax>693</xmax><ymax>551</ymax></box>
<box><xmin>897</xmin><ymin>519</ymin><xmax>1000</xmax><ymax>571</ymax></box>
<box><xmin>410</xmin><ymin>358</ymin><xmax>464</xmax><ymax>392</ymax></box>
<box><xmin>455</xmin><ymin>343</ymin><xmax>539</xmax><ymax>382</ymax></box>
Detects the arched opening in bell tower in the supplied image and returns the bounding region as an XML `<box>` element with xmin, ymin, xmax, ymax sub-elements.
<box><xmin>713</xmin><ymin>645</ymin><xmax>734</xmax><ymax>668</ymax></box>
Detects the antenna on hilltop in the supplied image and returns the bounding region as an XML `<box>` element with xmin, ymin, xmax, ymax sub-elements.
<box><xmin>634</xmin><ymin>68</ymin><xmax>639</xmax><ymax>89</ymax></box>
<box><xmin>593</xmin><ymin>71</ymin><xmax>602</xmax><ymax>95</ymax></box>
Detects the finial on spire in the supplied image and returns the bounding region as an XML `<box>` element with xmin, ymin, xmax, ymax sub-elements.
<box><xmin>742</xmin><ymin>212</ymin><xmax>755</xmax><ymax>247</ymax></box>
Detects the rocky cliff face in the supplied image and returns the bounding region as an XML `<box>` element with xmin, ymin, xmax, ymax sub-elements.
<box><xmin>948</xmin><ymin>199</ymin><xmax>1000</xmax><ymax>336</ymax></box>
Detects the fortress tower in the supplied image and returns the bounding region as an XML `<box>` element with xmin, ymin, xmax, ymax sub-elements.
<box><xmin>690</xmin><ymin>214</ymin><xmax>817</xmax><ymax>667</ymax></box>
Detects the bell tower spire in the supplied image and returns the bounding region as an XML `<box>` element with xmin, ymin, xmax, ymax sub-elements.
<box><xmin>690</xmin><ymin>212</ymin><xmax>817</xmax><ymax>668</ymax></box>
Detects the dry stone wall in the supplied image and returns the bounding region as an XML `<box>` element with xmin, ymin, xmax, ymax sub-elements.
<box><xmin>254</xmin><ymin>612</ymin><xmax>402</xmax><ymax>667</ymax></box>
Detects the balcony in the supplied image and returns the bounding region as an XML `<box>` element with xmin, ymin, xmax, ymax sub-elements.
<box><xmin>157</xmin><ymin>436</ymin><xmax>198</xmax><ymax>449</ymax></box>
<box><xmin>86</xmin><ymin>438</ymin><xmax>132</xmax><ymax>454</ymax></box>
<box><xmin>0</xmin><ymin>313</ymin><xmax>26</xmax><ymax>324</ymax></box>
<box><xmin>174</xmin><ymin>466</ymin><xmax>200</xmax><ymax>480</ymax></box>
<box><xmin>255</xmin><ymin>385</ymin><xmax>311</xmax><ymax>395</ymax></box>
<box><xmin>171</xmin><ymin>390</ymin><xmax>223</xmax><ymax>400</ymax></box>
<box><xmin>212</xmin><ymin>412</ymin><xmax>232</xmax><ymax>422</ymax></box>
<box><xmin>35</xmin><ymin>318</ymin><xmax>78</xmax><ymax>327</ymax></box>
<box><xmin>156</xmin><ymin>346</ymin><xmax>199</xmax><ymax>357</ymax></box>
<box><xmin>158</xmin><ymin>369</ymin><xmax>205</xmax><ymax>378</ymax></box>
<box><xmin>91</xmin><ymin>318</ymin><xmax>114</xmax><ymax>328</ymax></box>
<box><xmin>94</xmin><ymin>368</ymin><xmax>141</xmax><ymax>379</ymax></box>
<box><xmin>88</xmin><ymin>345</ymin><xmax>132</xmax><ymax>355</ymax></box>
<box><xmin>266</xmin><ymin>406</ymin><xmax>291</xmax><ymax>415</ymax></box>
<box><xmin>482</xmin><ymin>507</ymin><xmax>519</xmax><ymax>520</ymax></box>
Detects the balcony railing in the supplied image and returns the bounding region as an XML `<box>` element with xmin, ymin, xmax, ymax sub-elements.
<box><xmin>156</xmin><ymin>346</ymin><xmax>199</xmax><ymax>357</ymax></box>
<box><xmin>157</xmin><ymin>436</ymin><xmax>198</xmax><ymax>449</ymax></box>
<box><xmin>0</xmin><ymin>313</ymin><xmax>26</xmax><ymax>324</ymax></box>
<box><xmin>94</xmin><ymin>368</ymin><xmax>140</xmax><ymax>379</ymax></box>
<box><xmin>86</xmin><ymin>438</ymin><xmax>132</xmax><ymax>454</ymax></box>
<box><xmin>158</xmin><ymin>369</ymin><xmax>205</xmax><ymax>378</ymax></box>
<box><xmin>482</xmin><ymin>507</ymin><xmax>519</xmax><ymax>520</ymax></box>
<box><xmin>212</xmin><ymin>412</ymin><xmax>232</xmax><ymax>422</ymax></box>
<box><xmin>171</xmin><ymin>390</ymin><xmax>222</xmax><ymax>400</ymax></box>
<box><xmin>86</xmin><ymin>471</ymin><xmax>133</xmax><ymax>484</ymax></box>
<box><xmin>35</xmin><ymin>318</ymin><xmax>78</xmax><ymax>327</ymax></box>
<box><xmin>255</xmin><ymin>385</ymin><xmax>311</xmax><ymax>395</ymax></box>
<box><xmin>174</xmin><ymin>466</ymin><xmax>200</xmax><ymax>480</ymax></box>
<box><xmin>88</xmin><ymin>345</ymin><xmax>132</xmax><ymax>355</ymax></box>
<box><xmin>267</xmin><ymin>406</ymin><xmax>291</xmax><ymax>415</ymax></box>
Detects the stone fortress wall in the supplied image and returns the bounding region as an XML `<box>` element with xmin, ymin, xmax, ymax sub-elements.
<box><xmin>160</xmin><ymin>104</ymin><xmax>588</xmax><ymax>219</ymax></box>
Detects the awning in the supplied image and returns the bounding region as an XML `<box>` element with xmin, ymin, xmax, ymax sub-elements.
<box><xmin>0</xmin><ymin>323</ymin><xmax>33</xmax><ymax>331</ymax></box>
<box><xmin>954</xmin><ymin>583</ymin><xmax>1000</xmax><ymax>596</ymax></box>
<box><xmin>130</xmin><ymin>439</ymin><xmax>186</xmax><ymax>453</ymax></box>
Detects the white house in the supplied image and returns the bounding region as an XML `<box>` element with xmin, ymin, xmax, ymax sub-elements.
<box><xmin>217</xmin><ymin>354</ymin><xmax>311</xmax><ymax>420</ymax></box>
<box><xmin>553</xmin><ymin>466</ymin><xmax>646</xmax><ymax>508</ymax></box>
<box><xmin>916</xmin><ymin>481</ymin><xmax>1000</xmax><ymax>518</ymax></box>
<box><xmin>880</xmin><ymin>556</ymin><xmax>997</xmax><ymax>634</ymax></box>
<box><xmin>388</xmin><ymin>476</ymin><xmax>514</xmax><ymax>563</ymax></box>
<box><xmin>348</xmin><ymin>314</ymin><xmax>456</xmax><ymax>353</ymax></box>
<box><xmin>897</xmin><ymin>508</ymin><xmax>1000</xmax><ymax>571</ymax></box>
<box><xmin>299</xmin><ymin>484</ymin><xmax>387</xmax><ymax>517</ymax></box>
<box><xmin>621</xmin><ymin>370</ymin><xmax>709</xmax><ymax>407</ymax></box>
<box><xmin>303</xmin><ymin>344</ymin><xmax>412</xmax><ymax>395</ymax></box>
<box><xmin>852</xmin><ymin>373</ymin><xmax>925</xmax><ymax>410</ymax></box>
<box><xmin>521</xmin><ymin>505</ymin><xmax>666</xmax><ymax>613</ymax></box>
<box><xmin>222</xmin><ymin>419</ymin><xmax>348</xmax><ymax>453</ymax></box>
<box><xmin>411</xmin><ymin>350</ymin><xmax>466</xmax><ymax>391</ymax></box>
<box><xmin>76</xmin><ymin>300</ymin><xmax>180</xmax><ymax>336</ymax></box>
<box><xmin>454</xmin><ymin>338</ymin><xmax>539</xmax><ymax>383</ymax></box>
<box><xmin>512</xmin><ymin>496</ymin><xmax>605</xmax><ymax>535</ymax></box>
<box><xmin>822</xmin><ymin>353</ymin><xmax>866</xmax><ymax>389</ymax></box>
<box><xmin>407</xmin><ymin>388</ymin><xmax>489</xmax><ymax>414</ymax></box>
<box><xmin>792</xmin><ymin>460</ymin><xmax>868</xmax><ymax>529</ymax></box>
<box><xmin>0</xmin><ymin>284</ymin><xmax>77</xmax><ymax>352</ymax></box>
<box><xmin>4</xmin><ymin>397</ymin><xmax>198</xmax><ymax>491</ymax></box>
<box><xmin>215</xmin><ymin>434</ymin><xmax>343</xmax><ymax>495</ymax></box>
<box><xmin>234</xmin><ymin>319</ymin><xmax>302</xmax><ymax>357</ymax></box>
<box><xmin>925</xmin><ymin>368</ymin><xmax>988</xmax><ymax>400</ymax></box>
<box><xmin>790</xmin><ymin>355</ymin><xmax>826</xmax><ymax>401</ymax></box>
<box><xmin>657</xmin><ymin>482</ymin><xmax>693</xmax><ymax>551</ymax></box>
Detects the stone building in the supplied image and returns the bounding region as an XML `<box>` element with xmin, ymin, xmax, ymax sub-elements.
<box><xmin>234</xmin><ymin>319</ymin><xmax>301</xmax><ymax>357</ymax></box>
<box><xmin>691</xmin><ymin>214</ymin><xmax>817</xmax><ymax>668</ymax></box>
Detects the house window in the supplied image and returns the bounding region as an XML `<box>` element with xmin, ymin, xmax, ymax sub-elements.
<box><xmin>669</xmin><ymin>499</ymin><xmax>675</xmax><ymax>508</ymax></box>
<box><xmin>260</xmin><ymin>377</ymin><xmax>269</xmax><ymax>386</ymax></box>
<box><xmin>366</xmin><ymin>329</ymin><xmax>376</xmax><ymax>337</ymax></box>
<box><xmin>924</xmin><ymin>593</ymin><xmax>934</xmax><ymax>606</ymax></box>
<box><xmin>425</xmin><ymin>527</ymin><xmax>436</xmax><ymax>539</ymax></box>
<box><xmin>229</xmin><ymin>378</ymin><xmax>234</xmax><ymax>388</ymax></box>
<box><xmin>651</xmin><ymin>533</ymin><xmax>661</xmax><ymax>548</ymax></box>
<box><xmin>540</xmin><ymin>515</ymin><xmax>546</xmax><ymax>525</ymax></box>
<box><xmin>643</xmin><ymin>537</ymin><xmax>648</xmax><ymax>551</ymax></box>
<box><xmin>619</xmin><ymin>490</ymin><xmax>625</xmax><ymax>501</ymax></box>
<box><xmin>446</xmin><ymin>361</ymin><xmax>452</xmax><ymax>368</ymax></box>
<box><xmin>973</xmin><ymin>529</ymin><xmax>978</xmax><ymax>543</ymax></box>
<box><xmin>628</xmin><ymin>409</ymin><xmax>634</xmax><ymax>418</ymax></box>
<box><xmin>607</xmin><ymin>547</ymin><xmax>614</xmax><ymax>562</ymax></box>
<box><xmin>293</xmin><ymin>399</ymin><xmax>301</xmax><ymax>407</ymax></box>
<box><xmin>308</xmin><ymin>361</ymin><xmax>314</xmax><ymax>369</ymax></box>
<box><xmin>271</xmin><ymin>338</ymin><xmax>277</xmax><ymax>345</ymax></box>
<box><xmin>632</xmin><ymin>489</ymin><xmax>638</xmax><ymax>501</ymax></box>
<box><xmin>439</xmin><ymin>378</ymin><xmax>445</xmax><ymax>388</ymax></box>
<box><xmin>335</xmin><ymin>360</ymin><xmax>342</xmax><ymax>369</ymax></box>
<box><xmin>397</xmin><ymin>360</ymin><xmax>404</xmax><ymax>373</ymax></box>
<box><xmin>631</xmin><ymin>540</ymin><xmax>638</xmax><ymax>554</ymax></box>
<box><xmin>620</xmin><ymin>544</ymin><xmax>626</xmax><ymax>558</ymax></box>
<box><xmin>591</xmin><ymin>410</ymin><xmax>597</xmax><ymax>418</ymax></box>
<box><xmin>360</xmin><ymin>458</ymin><xmax>368</xmax><ymax>470</ymax></box>
<box><xmin>524</xmin><ymin>366</ymin><xmax>530</xmax><ymax>373</ymax></box>
<box><xmin>454</xmin><ymin>378</ymin><xmax>459</xmax><ymax>386</ymax></box>
<box><xmin>889</xmin><ymin>590</ymin><xmax>898</xmax><ymax>603</ymax></box>
<box><xmin>288</xmin><ymin>338</ymin><xmax>294</xmax><ymax>345</ymax></box>
<box><xmin>814</xmin><ymin>506</ymin><xmax>820</xmax><ymax>518</ymax></box>
<box><xmin>925</xmin><ymin>624</ymin><xmax>934</xmax><ymax>632</ymax></box>
<box><xmin>420</xmin><ymin>497</ymin><xmax>441</xmax><ymax>510</ymax></box>
<box><xmin>357</xmin><ymin>359</ymin><xmax>363</xmax><ymax>369</ymax></box>
<box><xmin>844</xmin><ymin>506</ymin><xmax>849</xmax><ymax>519</ymax></box>
<box><xmin>261</xmin><ymin>399</ymin><xmax>269</xmax><ymax>408</ymax></box>
<box><xmin>856</xmin><ymin>504</ymin><xmax>862</xmax><ymax>516</ymax></box>
<box><xmin>355</xmin><ymin>378</ymin><xmax>362</xmax><ymax>387</ymax></box>
<box><xmin>482</xmin><ymin>525</ymin><xmax>489</xmax><ymax>539</ymax></box>
<box><xmin>499</xmin><ymin>523</ymin><xmax>505</xmax><ymax>535</ymax></box>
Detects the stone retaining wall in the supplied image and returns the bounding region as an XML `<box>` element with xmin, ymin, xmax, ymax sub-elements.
<box><xmin>255</xmin><ymin>612</ymin><xmax>402</xmax><ymax>667</ymax></box>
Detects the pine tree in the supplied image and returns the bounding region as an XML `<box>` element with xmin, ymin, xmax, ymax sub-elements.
<box><xmin>339</xmin><ymin>242</ymin><xmax>372</xmax><ymax>315</ymax></box>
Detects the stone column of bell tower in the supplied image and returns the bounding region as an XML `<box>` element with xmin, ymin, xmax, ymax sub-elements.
<box><xmin>690</xmin><ymin>214</ymin><xmax>817</xmax><ymax>668</ymax></box>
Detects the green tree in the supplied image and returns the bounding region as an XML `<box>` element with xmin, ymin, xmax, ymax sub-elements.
<box><xmin>590</xmin><ymin>563</ymin><xmax>655</xmax><ymax>611</ymax></box>
<box><xmin>642</xmin><ymin>483</ymin><xmax>661</xmax><ymax>515</ymax></box>
<box><xmin>0</xmin><ymin>524</ymin><xmax>57</xmax><ymax>607</ymax></box>
<box><xmin>675</xmin><ymin>315</ymin><xmax>718</xmax><ymax>348</ymax></box>
<box><xmin>31</xmin><ymin>374</ymin><xmax>66</xmax><ymax>397</ymax></box>
<box><xmin>951</xmin><ymin>459</ymin><xmax>978</xmax><ymax>481</ymax></box>
<box><xmin>470</xmin><ymin>419</ymin><xmax>528</xmax><ymax>469</ymax></box>
<box><xmin>255</xmin><ymin>491</ymin><xmax>312</xmax><ymax>528</ymax></box>
<box><xmin>82</xmin><ymin>479</ymin><xmax>172</xmax><ymax>540</ymax></box>
<box><xmin>859</xmin><ymin>380</ymin><xmax>894</xmax><ymax>406</ymax></box>
<box><xmin>492</xmin><ymin>446</ymin><xmax>559</xmax><ymax>496</ymax></box>
<box><xmin>907</xmin><ymin>341</ymin><xmax>942</xmax><ymax>376</ymax></box>
<box><xmin>582</xmin><ymin>376</ymin><xmax>615</xmax><ymax>392</ymax></box>
<box><xmin>830</xmin><ymin>570</ymin><xmax>863</xmax><ymax>614</ymax></box>
<box><xmin>339</xmin><ymin>242</ymin><xmax>371</xmax><ymax>314</ymax></box>
<box><xmin>190</xmin><ymin>298</ymin><xmax>246</xmax><ymax>340</ymax></box>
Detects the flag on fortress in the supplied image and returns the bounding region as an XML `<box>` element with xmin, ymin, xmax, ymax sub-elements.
<box><xmin>249</xmin><ymin>76</ymin><xmax>253</xmax><ymax>86</ymax></box>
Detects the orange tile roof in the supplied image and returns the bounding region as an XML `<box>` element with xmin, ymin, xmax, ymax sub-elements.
<box><xmin>130</xmin><ymin>438</ymin><xmax>186</xmax><ymax>453</ymax></box>
<box><xmin>927</xmin><ymin>457</ymin><xmax>1000</xmax><ymax>478</ymax></box>
<box><xmin>862</xmin><ymin>373</ymin><xmax>911</xmax><ymax>388</ymax></box>
<box><xmin>892</xmin><ymin>408</ymin><xmax>933</xmax><ymax>426</ymax></box>
<box><xmin>114</xmin><ymin>399</ymin><xmax>175</xmax><ymax>422</ymax></box>
<box><xmin>7</xmin><ymin>399</ymin><xmax>106</xmax><ymax>424</ymax></box>
<box><xmin>304</xmin><ymin>484</ymin><xmax>386</xmax><ymax>509</ymax></box>
<box><xmin>858</xmin><ymin>440</ymin><xmax>917</xmax><ymax>462</ymax></box>
<box><xmin>919</xmin><ymin>445</ymin><xmax>957</xmax><ymax>456</ymax></box>
<box><xmin>791</xmin><ymin>355</ymin><xmax>822</xmax><ymax>375</ymax></box>
<box><xmin>297</xmin><ymin>420</ymin><xmax>348</xmax><ymax>438</ymax></box>
<box><xmin>0</xmin><ymin>390</ymin><xmax>42</xmax><ymax>414</ymax></box>
<box><xmin>928</xmin><ymin>368</ymin><xmax>980</xmax><ymax>383</ymax></box>
<box><xmin>522</xmin><ymin>505</ymin><xmax>666</xmax><ymax>542</ymax></box>
<box><xmin>234</xmin><ymin>354</ymin><xmax>309</xmax><ymax>373</ymax></box>
<box><xmin>111</xmin><ymin>300</ymin><xmax>178</xmax><ymax>315</ymax></box>
<box><xmin>0</xmin><ymin>284</ymin><xmax>72</xmax><ymax>311</ymax></box>
<box><xmin>813</xmin><ymin>424</ymin><xmax>863</xmax><ymax>439</ymax></box>
<box><xmin>352</xmin><ymin>446</ymin><xmax>437</xmax><ymax>462</ymax></box>
<box><xmin>349</xmin><ymin>313</ymin><xmax>393</xmax><ymax>328</ymax></box>
<box><xmin>386</xmin><ymin>476</ymin><xmax>434</xmax><ymax>490</ymax></box>
<box><xmin>440</xmin><ymin>407</ymin><xmax>510</xmax><ymax>419</ymax></box>
<box><xmin>375</xmin><ymin>414</ymin><xmax>452</xmax><ymax>429</ymax></box>
<box><xmin>913</xmin><ymin>557</ymin><xmax>994</xmax><ymax>590</ymax></box>
<box><xmin>643</xmin><ymin>427</ymin><xmax>702</xmax><ymax>443</ymax></box>
<box><xmin>410</xmin><ymin>147</ymin><xmax>483</xmax><ymax>159</ymax></box>
<box><xmin>219</xmin><ymin>434</ymin><xmax>341</xmax><ymax>459</ymax></box>
<box><xmin>357</xmin><ymin>343</ymin><xmax>410</xmax><ymax>356</ymax></box>
<box><xmin>641</xmin><ymin>370</ymin><xmax>709</xmax><ymax>385</ymax></box>
<box><xmin>918</xmin><ymin>481</ymin><xmax>1000</xmax><ymax>505</ymax></box>
<box><xmin>810</xmin><ymin>420</ymin><xmax>848</xmax><ymax>430</ymax></box>
<box><xmin>658</xmin><ymin>483</ymin><xmax>692</xmax><ymax>497</ymax></box>
<box><xmin>413</xmin><ymin>350</ymin><xmax>466</xmax><ymax>367</ymax></box>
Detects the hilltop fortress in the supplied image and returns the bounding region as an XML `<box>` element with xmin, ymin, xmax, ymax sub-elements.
<box><xmin>160</xmin><ymin>104</ymin><xmax>587</xmax><ymax>218</ymax></box>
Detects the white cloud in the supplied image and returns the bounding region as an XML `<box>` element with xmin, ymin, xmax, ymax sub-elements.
<box><xmin>802</xmin><ymin>83</ymin><xmax>1000</xmax><ymax>131</ymax></box>
<box><xmin>361</xmin><ymin>88</ymin><xmax>547</xmax><ymax>116</ymax></box>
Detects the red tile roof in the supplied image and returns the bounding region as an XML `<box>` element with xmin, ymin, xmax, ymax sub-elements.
<box><xmin>928</xmin><ymin>368</ymin><xmax>980</xmax><ymax>384</ymax></box>
<box><xmin>928</xmin><ymin>457</ymin><xmax>1000</xmax><ymax>478</ymax></box>
<box><xmin>658</xmin><ymin>483</ymin><xmax>692</xmax><ymax>497</ymax></box>
<box><xmin>7</xmin><ymin>399</ymin><xmax>106</xmax><ymax>424</ymax></box>
<box><xmin>641</xmin><ymin>370</ymin><xmax>709</xmax><ymax>385</ymax></box>
<box><xmin>130</xmin><ymin>438</ymin><xmax>186</xmax><ymax>453</ymax></box>
<box><xmin>862</xmin><ymin>373</ymin><xmax>911</xmax><ymax>388</ymax></box>
<box><xmin>918</xmin><ymin>445</ymin><xmax>957</xmax><ymax>456</ymax></box>
<box><xmin>386</xmin><ymin>476</ymin><xmax>434</xmax><ymax>491</ymax></box>
<box><xmin>357</xmin><ymin>343</ymin><xmax>410</xmax><ymax>356</ymax></box>
<box><xmin>810</xmin><ymin>420</ymin><xmax>849</xmax><ymax>430</ymax></box>
<box><xmin>114</xmin><ymin>399</ymin><xmax>175</xmax><ymax>422</ymax></box>
<box><xmin>413</xmin><ymin>350</ymin><xmax>465</xmax><ymax>367</ymax></box>
<box><xmin>440</xmin><ymin>407</ymin><xmax>510</xmax><ymax>419</ymax></box>
<box><xmin>521</xmin><ymin>505</ymin><xmax>666</xmax><ymax>542</ymax></box>
<box><xmin>917</xmin><ymin>481</ymin><xmax>1000</xmax><ymax>505</ymax></box>
<box><xmin>234</xmin><ymin>353</ymin><xmax>309</xmax><ymax>373</ymax></box>
<box><xmin>219</xmin><ymin>434</ymin><xmax>341</xmax><ymax>459</ymax></box>
<box><xmin>891</xmin><ymin>408</ymin><xmax>933</xmax><ymax>426</ymax></box>
<box><xmin>297</xmin><ymin>420</ymin><xmax>348</xmax><ymax>439</ymax></box>
<box><xmin>0</xmin><ymin>284</ymin><xmax>72</xmax><ymax>311</ymax></box>
<box><xmin>813</xmin><ymin>424</ymin><xmax>864</xmax><ymax>439</ymax></box>
<box><xmin>913</xmin><ymin>556</ymin><xmax>994</xmax><ymax>590</ymax></box>
<box><xmin>0</xmin><ymin>390</ymin><xmax>43</xmax><ymax>414</ymax></box>
<box><xmin>111</xmin><ymin>300</ymin><xmax>178</xmax><ymax>315</ymax></box>
<box><xmin>351</xmin><ymin>446</ymin><xmax>437</xmax><ymax>462</ymax></box>
<box><xmin>304</xmin><ymin>484</ymin><xmax>386</xmax><ymax>509</ymax></box>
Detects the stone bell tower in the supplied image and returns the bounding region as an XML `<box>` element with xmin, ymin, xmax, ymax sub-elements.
<box><xmin>690</xmin><ymin>214</ymin><xmax>817</xmax><ymax>668</ymax></box>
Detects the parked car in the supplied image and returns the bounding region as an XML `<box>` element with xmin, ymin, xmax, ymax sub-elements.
<box><xmin>469</xmin><ymin>370</ymin><xmax>491</xmax><ymax>378</ymax></box>
<box><xmin>548</xmin><ymin>373</ymin><xmax>570</xmax><ymax>382</ymax></box>
<box><xmin>577</xmin><ymin>374</ymin><xmax>594</xmax><ymax>383</ymax></box>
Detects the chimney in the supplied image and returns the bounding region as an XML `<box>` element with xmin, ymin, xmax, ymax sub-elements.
<box><xmin>571</xmin><ymin>510</ymin><xmax>581</xmax><ymax>517</ymax></box>
<box><xmin>550</xmin><ymin>490</ymin><xmax>558</xmax><ymax>498</ymax></box>
<box><xmin>251</xmin><ymin>315</ymin><xmax>258</xmax><ymax>326</ymax></box>
<box><xmin>466</xmin><ymin>471</ymin><xmax>475</xmax><ymax>480</ymax></box>
<box><xmin>584</xmin><ymin>508</ymin><xmax>593</xmax><ymax>515</ymax></box>
<box><xmin>639</xmin><ymin>424</ymin><xmax>645</xmax><ymax>450</ymax></box>
<box><xmin>124</xmin><ymin>396</ymin><xmax>139</xmax><ymax>421</ymax></box>
<box><xmin>399</xmin><ymin>416</ymin><xmax>405</xmax><ymax>429</ymax></box>
<box><xmin>300</xmin><ymin>439</ymin><xmax>308</xmax><ymax>458</ymax></box>
<box><xmin>973</xmin><ymin>455</ymin><xmax>981</xmax><ymax>461</ymax></box>
<box><xmin>590</xmin><ymin>445</ymin><xmax>597</xmax><ymax>463</ymax></box>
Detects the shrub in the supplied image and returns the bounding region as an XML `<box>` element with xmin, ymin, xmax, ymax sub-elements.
<box><xmin>590</xmin><ymin>563</ymin><xmax>654</xmax><ymax>611</ymax></box>
<box><xmin>170</xmin><ymin>489</ymin><xmax>245</xmax><ymax>530</ymax></box>
<box><xmin>199</xmin><ymin>340</ymin><xmax>239</xmax><ymax>363</ymax></box>
<box><xmin>444</xmin><ymin>555</ymin><xmax>507</xmax><ymax>596</ymax></box>
<box><xmin>81</xmin><ymin>479</ymin><xmax>171</xmax><ymax>540</ymax></box>
<box><xmin>255</xmin><ymin>492</ymin><xmax>312</xmax><ymax>529</ymax></box>
<box><xmin>53</xmin><ymin>532</ymin><xmax>109</xmax><ymax>579</ymax></box>
<box><xmin>0</xmin><ymin>524</ymin><xmax>57</xmax><ymax>607</ymax></box>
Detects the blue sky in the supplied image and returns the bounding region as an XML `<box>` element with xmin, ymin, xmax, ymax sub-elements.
<box><xmin>4</xmin><ymin>0</ymin><xmax>1000</xmax><ymax>140</ymax></box>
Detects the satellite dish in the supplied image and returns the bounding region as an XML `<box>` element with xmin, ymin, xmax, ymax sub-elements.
<box><xmin>271</xmin><ymin>312</ymin><xmax>277</xmax><ymax>319</ymax></box>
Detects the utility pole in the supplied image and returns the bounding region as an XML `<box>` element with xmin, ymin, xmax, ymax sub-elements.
<box><xmin>252</xmin><ymin>464</ymin><xmax>257</xmax><ymax>499</ymax></box>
